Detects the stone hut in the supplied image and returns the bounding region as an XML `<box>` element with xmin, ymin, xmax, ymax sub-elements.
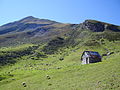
<box><xmin>81</xmin><ymin>51</ymin><xmax>102</xmax><ymax>64</ymax></box>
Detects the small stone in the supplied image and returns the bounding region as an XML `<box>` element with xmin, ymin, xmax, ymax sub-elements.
<box><xmin>48</xmin><ymin>83</ymin><xmax>52</xmax><ymax>86</ymax></box>
<box><xmin>46</xmin><ymin>75</ymin><xmax>51</xmax><ymax>79</ymax></box>
<box><xmin>22</xmin><ymin>82</ymin><xmax>27</xmax><ymax>87</ymax></box>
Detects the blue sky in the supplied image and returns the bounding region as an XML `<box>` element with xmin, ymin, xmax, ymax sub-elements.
<box><xmin>0</xmin><ymin>0</ymin><xmax>120</xmax><ymax>26</ymax></box>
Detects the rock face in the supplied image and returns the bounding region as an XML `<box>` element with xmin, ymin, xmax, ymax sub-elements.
<box><xmin>81</xmin><ymin>20</ymin><xmax>104</xmax><ymax>32</ymax></box>
<box><xmin>80</xmin><ymin>20</ymin><xmax>120</xmax><ymax>32</ymax></box>
<box><xmin>106</xmin><ymin>25</ymin><xmax>120</xmax><ymax>32</ymax></box>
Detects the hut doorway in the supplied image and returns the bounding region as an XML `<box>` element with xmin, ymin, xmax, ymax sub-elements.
<box><xmin>86</xmin><ymin>58</ymin><xmax>89</xmax><ymax>64</ymax></box>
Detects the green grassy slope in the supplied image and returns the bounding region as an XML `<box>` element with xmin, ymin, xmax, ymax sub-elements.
<box><xmin>0</xmin><ymin>41</ymin><xmax>120</xmax><ymax>90</ymax></box>
<box><xmin>0</xmin><ymin>19</ymin><xmax>120</xmax><ymax>90</ymax></box>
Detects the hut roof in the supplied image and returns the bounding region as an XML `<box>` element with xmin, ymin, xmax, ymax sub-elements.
<box><xmin>86</xmin><ymin>51</ymin><xmax>100</xmax><ymax>56</ymax></box>
<box><xmin>81</xmin><ymin>51</ymin><xmax>101</xmax><ymax>60</ymax></box>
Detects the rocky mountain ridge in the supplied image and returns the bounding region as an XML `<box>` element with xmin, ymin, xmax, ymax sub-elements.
<box><xmin>0</xmin><ymin>16</ymin><xmax>120</xmax><ymax>36</ymax></box>
<box><xmin>0</xmin><ymin>16</ymin><xmax>61</xmax><ymax>35</ymax></box>
<box><xmin>79</xmin><ymin>20</ymin><xmax>120</xmax><ymax>32</ymax></box>
<box><xmin>0</xmin><ymin>16</ymin><xmax>120</xmax><ymax>47</ymax></box>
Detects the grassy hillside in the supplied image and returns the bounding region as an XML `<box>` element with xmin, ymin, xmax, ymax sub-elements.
<box><xmin>0</xmin><ymin>23</ymin><xmax>72</xmax><ymax>47</ymax></box>
<box><xmin>0</xmin><ymin>18</ymin><xmax>120</xmax><ymax>90</ymax></box>
<box><xmin>0</xmin><ymin>40</ymin><xmax>120</xmax><ymax>90</ymax></box>
<box><xmin>0</xmin><ymin>44</ymin><xmax>39</xmax><ymax>65</ymax></box>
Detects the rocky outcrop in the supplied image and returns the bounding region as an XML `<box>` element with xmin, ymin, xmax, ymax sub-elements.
<box><xmin>80</xmin><ymin>20</ymin><xmax>120</xmax><ymax>32</ymax></box>
<box><xmin>105</xmin><ymin>25</ymin><xmax>120</xmax><ymax>32</ymax></box>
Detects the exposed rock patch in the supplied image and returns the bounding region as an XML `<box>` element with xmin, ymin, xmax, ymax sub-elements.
<box><xmin>79</xmin><ymin>20</ymin><xmax>120</xmax><ymax>32</ymax></box>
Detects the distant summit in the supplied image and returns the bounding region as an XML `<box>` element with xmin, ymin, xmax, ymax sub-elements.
<box><xmin>21</xmin><ymin>16</ymin><xmax>35</xmax><ymax>19</ymax></box>
<box><xmin>0</xmin><ymin>16</ymin><xmax>61</xmax><ymax>35</ymax></box>
<box><xmin>19</xmin><ymin>16</ymin><xmax>60</xmax><ymax>24</ymax></box>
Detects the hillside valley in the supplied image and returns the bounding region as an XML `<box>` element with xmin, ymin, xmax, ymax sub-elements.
<box><xmin>0</xmin><ymin>16</ymin><xmax>120</xmax><ymax>90</ymax></box>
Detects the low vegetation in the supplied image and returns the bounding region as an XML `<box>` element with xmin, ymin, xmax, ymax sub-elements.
<box><xmin>0</xmin><ymin>18</ymin><xmax>120</xmax><ymax>90</ymax></box>
<box><xmin>0</xmin><ymin>44</ymin><xmax>39</xmax><ymax>65</ymax></box>
<box><xmin>0</xmin><ymin>36</ymin><xmax>120</xmax><ymax>90</ymax></box>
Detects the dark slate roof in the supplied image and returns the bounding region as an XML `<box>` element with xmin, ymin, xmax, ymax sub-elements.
<box><xmin>81</xmin><ymin>51</ymin><xmax>101</xmax><ymax>60</ymax></box>
<box><xmin>86</xmin><ymin>51</ymin><xmax>100</xmax><ymax>56</ymax></box>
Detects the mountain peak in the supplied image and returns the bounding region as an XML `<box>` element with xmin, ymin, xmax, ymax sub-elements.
<box><xmin>19</xmin><ymin>16</ymin><xmax>38</xmax><ymax>22</ymax></box>
<box><xmin>26</xmin><ymin>16</ymin><xmax>35</xmax><ymax>18</ymax></box>
<box><xmin>0</xmin><ymin>16</ymin><xmax>63</xmax><ymax>35</ymax></box>
<box><xmin>19</xmin><ymin>16</ymin><xmax>60</xmax><ymax>24</ymax></box>
<box><xmin>21</xmin><ymin>16</ymin><xmax>37</xmax><ymax>20</ymax></box>
<box><xmin>24</xmin><ymin>16</ymin><xmax>35</xmax><ymax>18</ymax></box>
